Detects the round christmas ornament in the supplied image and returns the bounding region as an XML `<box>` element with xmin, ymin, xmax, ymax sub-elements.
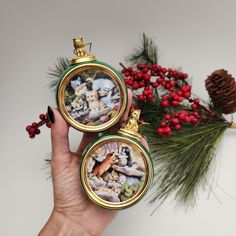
<box><xmin>56</xmin><ymin>37</ymin><xmax>128</xmax><ymax>132</ymax></box>
<box><xmin>80</xmin><ymin>109</ymin><xmax>153</xmax><ymax>209</ymax></box>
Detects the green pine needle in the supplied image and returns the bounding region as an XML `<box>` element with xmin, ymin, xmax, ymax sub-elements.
<box><xmin>126</xmin><ymin>33</ymin><xmax>159</xmax><ymax>65</ymax></box>
<box><xmin>142</xmin><ymin>121</ymin><xmax>229</xmax><ymax>209</ymax></box>
<box><xmin>48</xmin><ymin>57</ymin><xmax>70</xmax><ymax>90</ymax></box>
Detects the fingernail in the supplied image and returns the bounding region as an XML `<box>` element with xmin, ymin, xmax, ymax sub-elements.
<box><xmin>47</xmin><ymin>106</ymin><xmax>55</xmax><ymax>124</ymax></box>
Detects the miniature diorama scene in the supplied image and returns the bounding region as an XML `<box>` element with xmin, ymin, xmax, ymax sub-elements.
<box><xmin>64</xmin><ymin>69</ymin><xmax>121</xmax><ymax>126</ymax></box>
<box><xmin>87</xmin><ymin>141</ymin><xmax>146</xmax><ymax>203</ymax></box>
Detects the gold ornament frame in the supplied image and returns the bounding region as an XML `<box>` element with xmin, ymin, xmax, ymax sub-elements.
<box><xmin>57</xmin><ymin>62</ymin><xmax>128</xmax><ymax>132</ymax></box>
<box><xmin>80</xmin><ymin>134</ymin><xmax>153</xmax><ymax>210</ymax></box>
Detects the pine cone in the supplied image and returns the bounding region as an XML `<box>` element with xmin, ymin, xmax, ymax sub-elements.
<box><xmin>205</xmin><ymin>69</ymin><xmax>236</xmax><ymax>114</ymax></box>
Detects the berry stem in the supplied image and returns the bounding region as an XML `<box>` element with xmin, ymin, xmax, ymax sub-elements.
<box><xmin>119</xmin><ymin>62</ymin><xmax>127</xmax><ymax>70</ymax></box>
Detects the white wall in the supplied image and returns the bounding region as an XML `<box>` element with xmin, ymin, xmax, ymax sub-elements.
<box><xmin>0</xmin><ymin>0</ymin><xmax>236</xmax><ymax>235</ymax></box>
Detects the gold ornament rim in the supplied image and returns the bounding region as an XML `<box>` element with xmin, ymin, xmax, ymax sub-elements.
<box><xmin>57</xmin><ymin>63</ymin><xmax>127</xmax><ymax>132</ymax></box>
<box><xmin>71</xmin><ymin>55</ymin><xmax>96</xmax><ymax>64</ymax></box>
<box><xmin>80</xmin><ymin>135</ymin><xmax>153</xmax><ymax>210</ymax></box>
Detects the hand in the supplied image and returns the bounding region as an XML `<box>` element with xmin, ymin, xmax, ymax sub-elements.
<box><xmin>38</xmin><ymin>89</ymin><xmax>149</xmax><ymax>236</ymax></box>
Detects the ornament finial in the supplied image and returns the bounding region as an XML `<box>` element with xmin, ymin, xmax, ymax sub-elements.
<box><xmin>118</xmin><ymin>109</ymin><xmax>148</xmax><ymax>140</ymax></box>
<box><xmin>71</xmin><ymin>37</ymin><xmax>96</xmax><ymax>64</ymax></box>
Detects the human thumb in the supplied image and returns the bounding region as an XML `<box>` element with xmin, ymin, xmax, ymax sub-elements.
<box><xmin>48</xmin><ymin>107</ymin><xmax>70</xmax><ymax>160</ymax></box>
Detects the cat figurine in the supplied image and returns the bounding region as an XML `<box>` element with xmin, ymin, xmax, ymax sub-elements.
<box><xmin>92</xmin><ymin>152</ymin><xmax>118</xmax><ymax>178</ymax></box>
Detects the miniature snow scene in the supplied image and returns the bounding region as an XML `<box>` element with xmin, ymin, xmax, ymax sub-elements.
<box><xmin>86</xmin><ymin>141</ymin><xmax>146</xmax><ymax>203</ymax></box>
<box><xmin>64</xmin><ymin>69</ymin><xmax>121</xmax><ymax>126</ymax></box>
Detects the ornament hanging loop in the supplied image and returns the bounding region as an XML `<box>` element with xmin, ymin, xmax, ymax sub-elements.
<box><xmin>71</xmin><ymin>37</ymin><xmax>96</xmax><ymax>64</ymax></box>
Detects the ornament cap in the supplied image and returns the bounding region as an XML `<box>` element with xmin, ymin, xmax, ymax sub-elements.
<box><xmin>118</xmin><ymin>109</ymin><xmax>148</xmax><ymax>141</ymax></box>
<box><xmin>71</xmin><ymin>37</ymin><xmax>96</xmax><ymax>64</ymax></box>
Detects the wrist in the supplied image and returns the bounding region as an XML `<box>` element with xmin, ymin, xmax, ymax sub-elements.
<box><xmin>38</xmin><ymin>210</ymin><xmax>94</xmax><ymax>236</ymax></box>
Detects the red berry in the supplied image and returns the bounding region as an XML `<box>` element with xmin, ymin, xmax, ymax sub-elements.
<box><xmin>161</xmin><ymin>81</ymin><xmax>167</xmax><ymax>86</ymax></box>
<box><xmin>179</xmin><ymin>113</ymin><xmax>186</xmax><ymax>120</ymax></box>
<box><xmin>169</xmin><ymin>80</ymin><xmax>176</xmax><ymax>87</ymax></box>
<box><xmin>137</xmin><ymin>63</ymin><xmax>143</xmax><ymax>70</ymax></box>
<box><xmin>191</xmin><ymin>117</ymin><xmax>198</xmax><ymax>124</ymax></box>
<box><xmin>182</xmin><ymin>73</ymin><xmax>188</xmax><ymax>79</ymax></box>
<box><xmin>125</xmin><ymin>72</ymin><xmax>130</xmax><ymax>77</ymax></box>
<box><xmin>161</xmin><ymin>121</ymin><xmax>167</xmax><ymax>127</ymax></box>
<box><xmin>184</xmin><ymin>116</ymin><xmax>191</xmax><ymax>123</ymax></box>
<box><xmin>177</xmin><ymin>90</ymin><xmax>183</xmax><ymax>96</ymax></box>
<box><xmin>156</xmin><ymin>77</ymin><xmax>163</xmax><ymax>84</ymax></box>
<box><xmin>124</xmin><ymin>78</ymin><xmax>129</xmax><ymax>85</ymax></box>
<box><xmin>171</xmin><ymin>70</ymin><xmax>177</xmax><ymax>77</ymax></box>
<box><xmin>191</xmin><ymin>104</ymin><xmax>198</xmax><ymax>109</ymax></box>
<box><xmin>152</xmin><ymin>82</ymin><xmax>158</xmax><ymax>88</ymax></box>
<box><xmin>161</xmin><ymin>100</ymin><xmax>170</xmax><ymax>107</ymax></box>
<box><xmin>183</xmin><ymin>92</ymin><xmax>191</xmax><ymax>98</ymax></box>
<box><xmin>143</xmin><ymin>90</ymin><xmax>149</xmax><ymax>96</ymax></box>
<box><xmin>157</xmin><ymin>128</ymin><xmax>164</xmax><ymax>136</ymax></box>
<box><xmin>39</xmin><ymin>114</ymin><xmax>46</xmax><ymax>120</ymax></box>
<box><xmin>132</xmin><ymin>83</ymin><xmax>139</xmax><ymax>90</ymax></box>
<box><xmin>174</xmin><ymin>124</ymin><xmax>181</xmax><ymax>130</ymax></box>
<box><xmin>128</xmin><ymin>67</ymin><xmax>133</xmax><ymax>72</ymax></box>
<box><xmin>139</xmin><ymin>81</ymin><xmax>145</xmax><ymax>88</ymax></box>
<box><xmin>142</xmin><ymin>67</ymin><xmax>149</xmax><ymax>73</ymax></box>
<box><xmin>171</xmin><ymin>118</ymin><xmax>180</xmax><ymax>124</ymax></box>
<box><xmin>128</xmin><ymin>79</ymin><xmax>134</xmax><ymax>86</ymax></box>
<box><xmin>143</xmin><ymin>74</ymin><xmax>151</xmax><ymax>81</ymax></box>
<box><xmin>163</xmin><ymin>126</ymin><xmax>171</xmax><ymax>134</ymax></box>
<box><xmin>161</xmin><ymin>67</ymin><xmax>167</xmax><ymax>74</ymax></box>
<box><xmin>26</xmin><ymin>125</ymin><xmax>31</xmax><ymax>132</ymax></box>
<box><xmin>46</xmin><ymin>122</ymin><xmax>51</xmax><ymax>128</ymax></box>
<box><xmin>137</xmin><ymin>72</ymin><xmax>143</xmax><ymax>80</ymax></box>
<box><xmin>138</xmin><ymin>95</ymin><xmax>145</xmax><ymax>101</ymax></box>
<box><xmin>148</xmin><ymin>89</ymin><xmax>153</xmax><ymax>95</ymax></box>
<box><xmin>150</xmin><ymin>70</ymin><xmax>155</xmax><ymax>76</ymax></box>
<box><xmin>146</xmin><ymin>94</ymin><xmax>153</xmax><ymax>101</ymax></box>
<box><xmin>29</xmin><ymin>127</ymin><xmax>35</xmax><ymax>134</ymax></box>
<box><xmin>177</xmin><ymin>96</ymin><xmax>184</xmax><ymax>102</ymax></box>
<box><xmin>194</xmin><ymin>98</ymin><xmax>200</xmax><ymax>104</ymax></box>
<box><xmin>156</xmin><ymin>65</ymin><xmax>162</xmax><ymax>72</ymax></box>
<box><xmin>165</xmin><ymin>83</ymin><xmax>171</xmax><ymax>89</ymax></box>
<box><xmin>172</xmin><ymin>100</ymin><xmax>179</xmax><ymax>106</ymax></box>
<box><xmin>35</xmin><ymin>129</ymin><xmax>41</xmax><ymax>135</ymax></box>
<box><xmin>29</xmin><ymin>134</ymin><xmax>35</xmax><ymax>138</ymax></box>
<box><xmin>152</xmin><ymin>64</ymin><xmax>157</xmax><ymax>69</ymax></box>
<box><xmin>162</xmin><ymin>94</ymin><xmax>169</xmax><ymax>100</ymax></box>
<box><xmin>31</xmin><ymin>122</ymin><xmax>38</xmax><ymax>128</ymax></box>
<box><xmin>165</xmin><ymin>114</ymin><xmax>171</xmax><ymax>119</ymax></box>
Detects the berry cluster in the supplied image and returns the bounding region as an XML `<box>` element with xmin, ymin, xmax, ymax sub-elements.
<box><xmin>26</xmin><ymin>113</ymin><xmax>51</xmax><ymax>138</ymax></box>
<box><xmin>121</xmin><ymin>63</ymin><xmax>188</xmax><ymax>102</ymax></box>
<box><xmin>121</xmin><ymin>63</ymin><xmax>206</xmax><ymax>137</ymax></box>
<box><xmin>156</xmin><ymin>110</ymin><xmax>200</xmax><ymax>137</ymax></box>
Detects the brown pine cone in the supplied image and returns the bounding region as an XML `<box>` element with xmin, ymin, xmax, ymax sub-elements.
<box><xmin>205</xmin><ymin>69</ymin><xmax>236</xmax><ymax>114</ymax></box>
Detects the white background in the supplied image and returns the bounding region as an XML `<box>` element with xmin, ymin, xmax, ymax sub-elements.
<box><xmin>0</xmin><ymin>0</ymin><xmax>236</xmax><ymax>235</ymax></box>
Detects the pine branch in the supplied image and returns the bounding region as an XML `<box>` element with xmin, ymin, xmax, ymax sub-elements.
<box><xmin>48</xmin><ymin>57</ymin><xmax>70</xmax><ymax>90</ymax></box>
<box><xmin>142</xmin><ymin>121</ymin><xmax>230</xmax><ymax>209</ymax></box>
<box><xmin>126</xmin><ymin>33</ymin><xmax>159</xmax><ymax>65</ymax></box>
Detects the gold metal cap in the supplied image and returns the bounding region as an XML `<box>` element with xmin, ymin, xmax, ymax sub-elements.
<box><xmin>71</xmin><ymin>37</ymin><xmax>96</xmax><ymax>64</ymax></box>
<box><xmin>118</xmin><ymin>109</ymin><xmax>147</xmax><ymax>141</ymax></box>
